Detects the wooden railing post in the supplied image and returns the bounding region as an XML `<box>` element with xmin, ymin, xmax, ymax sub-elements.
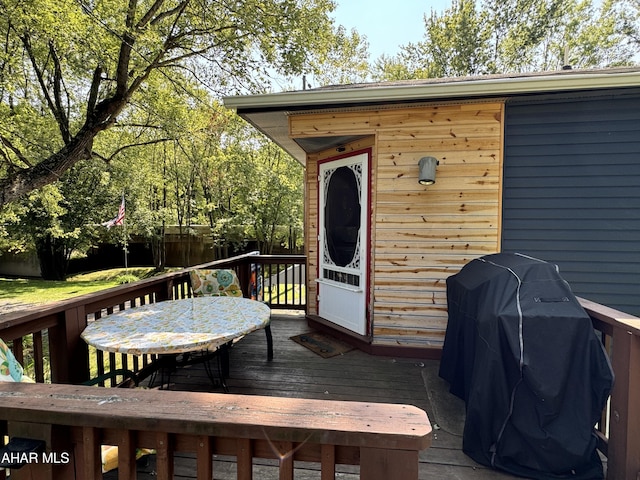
<box><xmin>196</xmin><ymin>435</ymin><xmax>214</xmax><ymax>480</ymax></box>
<box><xmin>81</xmin><ymin>427</ymin><xmax>102</xmax><ymax>480</ymax></box>
<box><xmin>156</xmin><ymin>278</ymin><xmax>174</xmax><ymax>302</ymax></box>
<box><xmin>359</xmin><ymin>448</ymin><xmax>419</xmax><ymax>480</ymax></box>
<box><xmin>156</xmin><ymin>432</ymin><xmax>174</xmax><ymax>479</ymax></box>
<box><xmin>236</xmin><ymin>255</ymin><xmax>256</xmax><ymax>298</ymax></box>
<box><xmin>237</xmin><ymin>438</ymin><xmax>252</xmax><ymax>480</ymax></box>
<box><xmin>48</xmin><ymin>306</ymin><xmax>89</xmax><ymax>384</ymax></box>
<box><xmin>607</xmin><ymin>327</ymin><xmax>640</xmax><ymax>480</ymax></box>
<box><xmin>117</xmin><ymin>429</ymin><xmax>136</xmax><ymax>480</ymax></box>
<box><xmin>320</xmin><ymin>444</ymin><xmax>336</xmax><ymax>480</ymax></box>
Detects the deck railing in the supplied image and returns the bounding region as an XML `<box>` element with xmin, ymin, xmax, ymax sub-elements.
<box><xmin>578</xmin><ymin>297</ymin><xmax>640</xmax><ymax>480</ymax></box>
<box><xmin>0</xmin><ymin>252</ymin><xmax>306</xmax><ymax>386</ymax></box>
<box><xmin>0</xmin><ymin>382</ymin><xmax>431</xmax><ymax>480</ymax></box>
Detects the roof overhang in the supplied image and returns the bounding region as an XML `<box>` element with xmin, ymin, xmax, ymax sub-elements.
<box><xmin>222</xmin><ymin>68</ymin><xmax>640</xmax><ymax>164</ymax></box>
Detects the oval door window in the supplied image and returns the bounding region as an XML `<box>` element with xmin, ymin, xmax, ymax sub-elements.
<box><xmin>324</xmin><ymin>166</ymin><xmax>361</xmax><ymax>267</ymax></box>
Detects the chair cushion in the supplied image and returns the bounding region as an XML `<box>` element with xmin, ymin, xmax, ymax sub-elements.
<box><xmin>0</xmin><ymin>338</ymin><xmax>32</xmax><ymax>383</ymax></box>
<box><xmin>101</xmin><ymin>445</ymin><xmax>154</xmax><ymax>473</ymax></box>
<box><xmin>189</xmin><ymin>269</ymin><xmax>243</xmax><ymax>297</ymax></box>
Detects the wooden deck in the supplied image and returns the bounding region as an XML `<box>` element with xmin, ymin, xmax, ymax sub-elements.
<box><xmin>103</xmin><ymin>311</ymin><xmax>521</xmax><ymax>480</ymax></box>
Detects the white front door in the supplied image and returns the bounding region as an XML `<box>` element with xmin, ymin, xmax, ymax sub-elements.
<box><xmin>317</xmin><ymin>151</ymin><xmax>369</xmax><ymax>335</ymax></box>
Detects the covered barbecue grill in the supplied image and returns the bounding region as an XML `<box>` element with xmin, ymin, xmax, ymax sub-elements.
<box><xmin>439</xmin><ymin>253</ymin><xmax>613</xmax><ymax>479</ymax></box>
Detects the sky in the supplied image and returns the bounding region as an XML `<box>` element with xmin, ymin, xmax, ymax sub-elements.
<box><xmin>331</xmin><ymin>0</ymin><xmax>453</xmax><ymax>60</ymax></box>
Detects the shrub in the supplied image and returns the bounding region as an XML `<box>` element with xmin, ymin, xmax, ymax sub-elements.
<box><xmin>116</xmin><ymin>274</ymin><xmax>140</xmax><ymax>284</ymax></box>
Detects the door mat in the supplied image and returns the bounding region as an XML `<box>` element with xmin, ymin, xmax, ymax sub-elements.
<box><xmin>290</xmin><ymin>332</ymin><xmax>354</xmax><ymax>358</ymax></box>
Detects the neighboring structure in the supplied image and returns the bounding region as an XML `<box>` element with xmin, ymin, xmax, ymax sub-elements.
<box><xmin>223</xmin><ymin>67</ymin><xmax>640</xmax><ymax>357</ymax></box>
<box><xmin>0</xmin><ymin>251</ymin><xmax>41</xmax><ymax>277</ymax></box>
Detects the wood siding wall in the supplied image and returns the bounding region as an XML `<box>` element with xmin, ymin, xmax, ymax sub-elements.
<box><xmin>295</xmin><ymin>102</ymin><xmax>504</xmax><ymax>348</ymax></box>
<box><xmin>503</xmin><ymin>91</ymin><xmax>640</xmax><ymax>316</ymax></box>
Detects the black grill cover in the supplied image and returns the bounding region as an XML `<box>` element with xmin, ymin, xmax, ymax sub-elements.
<box><xmin>439</xmin><ymin>253</ymin><xmax>613</xmax><ymax>479</ymax></box>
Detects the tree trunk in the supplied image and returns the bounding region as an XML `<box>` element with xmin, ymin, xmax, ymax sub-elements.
<box><xmin>151</xmin><ymin>226</ymin><xmax>166</xmax><ymax>273</ymax></box>
<box><xmin>36</xmin><ymin>235</ymin><xmax>68</xmax><ymax>280</ymax></box>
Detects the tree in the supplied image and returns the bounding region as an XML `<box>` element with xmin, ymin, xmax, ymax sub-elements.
<box><xmin>0</xmin><ymin>0</ymin><xmax>337</xmax><ymax>206</ymax></box>
<box><xmin>373</xmin><ymin>0</ymin><xmax>638</xmax><ymax>80</ymax></box>
<box><xmin>307</xmin><ymin>26</ymin><xmax>371</xmax><ymax>86</ymax></box>
<box><xmin>4</xmin><ymin>161</ymin><xmax>115</xmax><ymax>279</ymax></box>
<box><xmin>396</xmin><ymin>0</ymin><xmax>491</xmax><ymax>78</ymax></box>
<box><xmin>619</xmin><ymin>0</ymin><xmax>640</xmax><ymax>47</ymax></box>
<box><xmin>240</xmin><ymin>140</ymin><xmax>304</xmax><ymax>255</ymax></box>
<box><xmin>481</xmin><ymin>0</ymin><xmax>566</xmax><ymax>72</ymax></box>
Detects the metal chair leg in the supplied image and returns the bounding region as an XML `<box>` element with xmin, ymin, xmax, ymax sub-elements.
<box><xmin>216</xmin><ymin>346</ymin><xmax>229</xmax><ymax>393</ymax></box>
<box><xmin>265</xmin><ymin>324</ymin><xmax>274</xmax><ymax>361</ymax></box>
<box><xmin>197</xmin><ymin>349</ymin><xmax>228</xmax><ymax>393</ymax></box>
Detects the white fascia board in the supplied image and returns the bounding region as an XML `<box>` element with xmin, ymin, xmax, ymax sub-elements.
<box><xmin>223</xmin><ymin>70</ymin><xmax>640</xmax><ymax>111</ymax></box>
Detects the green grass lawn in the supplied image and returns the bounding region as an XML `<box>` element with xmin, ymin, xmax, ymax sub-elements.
<box><xmin>2</xmin><ymin>268</ymin><xmax>307</xmax><ymax>307</ymax></box>
<box><xmin>264</xmin><ymin>283</ymin><xmax>306</xmax><ymax>305</ymax></box>
<box><xmin>0</xmin><ymin>268</ymin><xmax>159</xmax><ymax>306</ymax></box>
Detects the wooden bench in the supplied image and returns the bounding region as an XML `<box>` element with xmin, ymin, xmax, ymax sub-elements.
<box><xmin>0</xmin><ymin>382</ymin><xmax>432</xmax><ymax>480</ymax></box>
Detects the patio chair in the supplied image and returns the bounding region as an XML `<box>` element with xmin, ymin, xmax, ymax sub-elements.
<box><xmin>189</xmin><ymin>267</ymin><xmax>273</xmax><ymax>359</ymax></box>
<box><xmin>0</xmin><ymin>337</ymin><xmax>150</xmax><ymax>474</ymax></box>
<box><xmin>0</xmin><ymin>338</ymin><xmax>34</xmax><ymax>384</ymax></box>
<box><xmin>189</xmin><ymin>268</ymin><xmax>244</xmax><ymax>297</ymax></box>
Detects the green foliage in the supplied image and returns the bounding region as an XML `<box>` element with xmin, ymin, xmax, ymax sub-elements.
<box><xmin>308</xmin><ymin>25</ymin><xmax>372</xmax><ymax>86</ymax></box>
<box><xmin>6</xmin><ymin>0</ymin><xmax>635</xmax><ymax>281</ymax></box>
<box><xmin>410</xmin><ymin>0</ymin><xmax>490</xmax><ymax>77</ymax></box>
<box><xmin>115</xmin><ymin>274</ymin><xmax>140</xmax><ymax>284</ymax></box>
<box><xmin>2</xmin><ymin>160</ymin><xmax>117</xmax><ymax>278</ymax></box>
<box><xmin>372</xmin><ymin>55</ymin><xmax>416</xmax><ymax>82</ymax></box>
<box><xmin>374</xmin><ymin>0</ymin><xmax>639</xmax><ymax>80</ymax></box>
<box><xmin>0</xmin><ymin>0</ymin><xmax>359</xmax><ymax>274</ymax></box>
<box><xmin>619</xmin><ymin>0</ymin><xmax>640</xmax><ymax>47</ymax></box>
<box><xmin>85</xmin><ymin>92</ymin><xmax>304</xmax><ymax>266</ymax></box>
<box><xmin>0</xmin><ymin>0</ymin><xmax>341</xmax><ymax>204</ymax></box>
<box><xmin>233</xmin><ymin>137</ymin><xmax>304</xmax><ymax>254</ymax></box>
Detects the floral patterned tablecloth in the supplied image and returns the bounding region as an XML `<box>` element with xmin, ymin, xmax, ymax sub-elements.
<box><xmin>81</xmin><ymin>297</ymin><xmax>270</xmax><ymax>356</ymax></box>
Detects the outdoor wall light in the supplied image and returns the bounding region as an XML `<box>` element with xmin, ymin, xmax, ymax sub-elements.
<box><xmin>418</xmin><ymin>156</ymin><xmax>439</xmax><ymax>185</ymax></box>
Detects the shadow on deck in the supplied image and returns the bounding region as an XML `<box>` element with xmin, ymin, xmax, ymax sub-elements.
<box><xmin>105</xmin><ymin>311</ymin><xmax>519</xmax><ymax>480</ymax></box>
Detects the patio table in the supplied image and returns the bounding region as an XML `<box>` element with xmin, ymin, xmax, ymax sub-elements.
<box><xmin>81</xmin><ymin>296</ymin><xmax>272</xmax><ymax>389</ymax></box>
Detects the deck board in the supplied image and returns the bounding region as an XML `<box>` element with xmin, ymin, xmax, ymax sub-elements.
<box><xmin>104</xmin><ymin>311</ymin><xmax>520</xmax><ymax>479</ymax></box>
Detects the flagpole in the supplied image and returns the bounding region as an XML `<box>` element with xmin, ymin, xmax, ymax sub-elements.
<box><xmin>122</xmin><ymin>194</ymin><xmax>128</xmax><ymax>270</ymax></box>
<box><xmin>103</xmin><ymin>194</ymin><xmax>128</xmax><ymax>269</ymax></box>
<box><xmin>123</xmin><ymin>216</ymin><xmax>128</xmax><ymax>270</ymax></box>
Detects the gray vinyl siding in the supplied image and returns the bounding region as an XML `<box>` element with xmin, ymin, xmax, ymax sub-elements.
<box><xmin>502</xmin><ymin>90</ymin><xmax>640</xmax><ymax>316</ymax></box>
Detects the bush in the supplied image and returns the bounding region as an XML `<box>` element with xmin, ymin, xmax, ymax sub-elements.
<box><xmin>116</xmin><ymin>274</ymin><xmax>140</xmax><ymax>284</ymax></box>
